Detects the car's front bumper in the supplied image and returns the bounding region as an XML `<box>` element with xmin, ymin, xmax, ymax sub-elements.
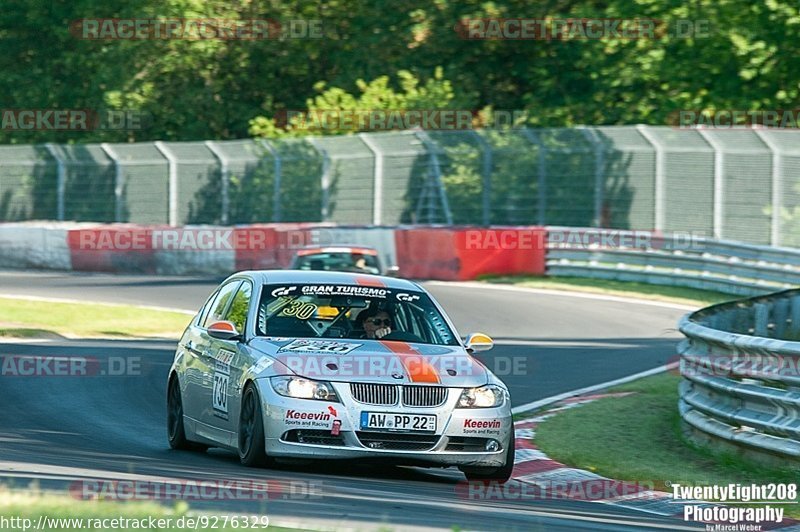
<box><xmin>256</xmin><ymin>379</ymin><xmax>512</xmax><ymax>468</ymax></box>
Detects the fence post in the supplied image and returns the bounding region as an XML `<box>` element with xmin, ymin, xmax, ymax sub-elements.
<box><xmin>521</xmin><ymin>128</ymin><xmax>547</xmax><ymax>225</ymax></box>
<box><xmin>753</xmin><ymin>130</ymin><xmax>783</xmax><ymax>247</ymax></box>
<box><xmin>578</xmin><ymin>127</ymin><xmax>605</xmax><ymax>227</ymax></box>
<box><xmin>204</xmin><ymin>141</ymin><xmax>230</xmax><ymax>225</ymax></box>
<box><xmin>414</xmin><ymin>130</ymin><xmax>453</xmax><ymax>225</ymax></box>
<box><xmin>697</xmin><ymin>130</ymin><xmax>724</xmax><ymax>239</ymax></box>
<box><xmin>258</xmin><ymin>139</ymin><xmax>282</xmax><ymax>222</ymax></box>
<box><xmin>636</xmin><ymin>125</ymin><xmax>665</xmax><ymax>231</ymax></box>
<box><xmin>43</xmin><ymin>143</ymin><xmax>65</xmax><ymax>221</ymax></box>
<box><xmin>470</xmin><ymin>131</ymin><xmax>492</xmax><ymax>225</ymax></box>
<box><xmin>153</xmin><ymin>141</ymin><xmax>179</xmax><ymax>226</ymax></box>
<box><xmin>99</xmin><ymin>144</ymin><xmax>123</xmax><ymax>222</ymax></box>
<box><xmin>359</xmin><ymin>133</ymin><xmax>384</xmax><ymax>225</ymax></box>
<box><xmin>306</xmin><ymin>137</ymin><xmax>331</xmax><ymax>222</ymax></box>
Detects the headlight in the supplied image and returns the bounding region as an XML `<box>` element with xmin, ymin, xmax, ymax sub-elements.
<box><xmin>270</xmin><ymin>376</ymin><xmax>339</xmax><ymax>402</ymax></box>
<box><xmin>457</xmin><ymin>385</ymin><xmax>505</xmax><ymax>408</ymax></box>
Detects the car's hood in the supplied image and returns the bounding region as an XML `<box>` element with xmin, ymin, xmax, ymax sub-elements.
<box><xmin>249</xmin><ymin>337</ymin><xmax>489</xmax><ymax>387</ymax></box>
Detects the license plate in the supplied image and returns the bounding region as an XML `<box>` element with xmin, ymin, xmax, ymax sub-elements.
<box><xmin>360</xmin><ymin>412</ymin><xmax>437</xmax><ymax>433</ymax></box>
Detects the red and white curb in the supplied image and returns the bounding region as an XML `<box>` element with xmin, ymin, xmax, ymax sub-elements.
<box><xmin>510</xmin><ymin>393</ymin><xmax>800</xmax><ymax>530</ymax></box>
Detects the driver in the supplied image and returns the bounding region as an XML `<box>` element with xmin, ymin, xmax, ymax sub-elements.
<box><xmin>352</xmin><ymin>253</ymin><xmax>368</xmax><ymax>271</ymax></box>
<box><xmin>356</xmin><ymin>307</ymin><xmax>393</xmax><ymax>339</ymax></box>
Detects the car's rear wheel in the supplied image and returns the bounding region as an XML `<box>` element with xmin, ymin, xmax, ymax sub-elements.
<box><xmin>238</xmin><ymin>384</ymin><xmax>272</xmax><ymax>467</ymax></box>
<box><xmin>167</xmin><ymin>376</ymin><xmax>207</xmax><ymax>451</ymax></box>
<box><xmin>460</xmin><ymin>435</ymin><xmax>515</xmax><ymax>483</ymax></box>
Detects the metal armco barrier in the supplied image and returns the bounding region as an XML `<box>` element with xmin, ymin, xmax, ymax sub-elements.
<box><xmin>678</xmin><ymin>290</ymin><xmax>800</xmax><ymax>462</ymax></box>
<box><xmin>546</xmin><ymin>227</ymin><xmax>800</xmax><ymax>296</ymax></box>
<box><xmin>4</xmin><ymin>223</ymin><xmax>800</xmax><ymax>289</ymax></box>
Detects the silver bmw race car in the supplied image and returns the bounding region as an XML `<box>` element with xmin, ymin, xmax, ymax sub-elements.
<box><xmin>167</xmin><ymin>270</ymin><xmax>514</xmax><ymax>481</ymax></box>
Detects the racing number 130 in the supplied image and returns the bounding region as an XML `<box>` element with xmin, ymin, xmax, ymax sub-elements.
<box><xmin>213</xmin><ymin>349</ymin><xmax>234</xmax><ymax>417</ymax></box>
<box><xmin>213</xmin><ymin>373</ymin><xmax>228</xmax><ymax>413</ymax></box>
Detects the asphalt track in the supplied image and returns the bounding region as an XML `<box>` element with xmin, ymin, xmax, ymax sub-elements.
<box><xmin>0</xmin><ymin>271</ymin><xmax>698</xmax><ymax>531</ymax></box>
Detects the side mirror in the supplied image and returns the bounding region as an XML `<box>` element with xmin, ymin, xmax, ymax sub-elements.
<box><xmin>385</xmin><ymin>265</ymin><xmax>400</xmax><ymax>277</ymax></box>
<box><xmin>465</xmin><ymin>333</ymin><xmax>494</xmax><ymax>353</ymax></box>
<box><xmin>207</xmin><ymin>321</ymin><xmax>241</xmax><ymax>341</ymax></box>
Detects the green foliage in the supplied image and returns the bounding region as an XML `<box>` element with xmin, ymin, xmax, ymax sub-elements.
<box><xmin>0</xmin><ymin>0</ymin><xmax>795</xmax><ymax>143</ymax></box>
<box><xmin>248</xmin><ymin>68</ymin><xmax>459</xmax><ymax>137</ymax></box>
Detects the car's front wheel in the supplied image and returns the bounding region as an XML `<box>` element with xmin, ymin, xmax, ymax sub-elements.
<box><xmin>460</xmin><ymin>435</ymin><xmax>515</xmax><ymax>483</ymax></box>
<box><xmin>238</xmin><ymin>383</ymin><xmax>273</xmax><ymax>467</ymax></box>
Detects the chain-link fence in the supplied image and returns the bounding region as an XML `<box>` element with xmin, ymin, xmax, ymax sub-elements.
<box><xmin>2</xmin><ymin>126</ymin><xmax>799</xmax><ymax>246</ymax></box>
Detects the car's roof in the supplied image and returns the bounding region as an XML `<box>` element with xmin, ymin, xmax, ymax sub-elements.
<box><xmin>295</xmin><ymin>245</ymin><xmax>378</xmax><ymax>256</ymax></box>
<box><xmin>231</xmin><ymin>270</ymin><xmax>421</xmax><ymax>291</ymax></box>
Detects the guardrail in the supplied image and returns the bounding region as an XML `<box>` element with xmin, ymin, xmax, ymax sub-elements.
<box><xmin>546</xmin><ymin>227</ymin><xmax>800</xmax><ymax>296</ymax></box>
<box><xmin>678</xmin><ymin>290</ymin><xmax>800</xmax><ymax>463</ymax></box>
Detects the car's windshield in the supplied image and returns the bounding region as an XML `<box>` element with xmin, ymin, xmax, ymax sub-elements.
<box><xmin>292</xmin><ymin>252</ymin><xmax>380</xmax><ymax>275</ymax></box>
<box><xmin>257</xmin><ymin>284</ymin><xmax>459</xmax><ymax>346</ymax></box>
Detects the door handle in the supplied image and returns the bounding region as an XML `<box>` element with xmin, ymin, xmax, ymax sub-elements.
<box><xmin>184</xmin><ymin>341</ymin><xmax>203</xmax><ymax>356</ymax></box>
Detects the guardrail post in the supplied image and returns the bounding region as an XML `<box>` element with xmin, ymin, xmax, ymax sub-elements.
<box><xmin>153</xmin><ymin>141</ymin><xmax>179</xmax><ymax>226</ymax></box>
<box><xmin>204</xmin><ymin>141</ymin><xmax>230</xmax><ymax>225</ymax></box>
<box><xmin>636</xmin><ymin>125</ymin><xmax>665</xmax><ymax>231</ymax></box>
<box><xmin>753</xmin><ymin>303</ymin><xmax>769</xmax><ymax>337</ymax></box>
<box><xmin>43</xmin><ymin>144</ymin><xmax>66</xmax><ymax>221</ymax></box>
<box><xmin>790</xmin><ymin>296</ymin><xmax>800</xmax><ymax>337</ymax></box>
<box><xmin>773</xmin><ymin>298</ymin><xmax>790</xmax><ymax>338</ymax></box>
<box><xmin>99</xmin><ymin>143</ymin><xmax>124</xmax><ymax>222</ymax></box>
<box><xmin>258</xmin><ymin>139</ymin><xmax>282</xmax><ymax>222</ymax></box>
<box><xmin>753</xmin><ymin>130</ymin><xmax>783</xmax><ymax>247</ymax></box>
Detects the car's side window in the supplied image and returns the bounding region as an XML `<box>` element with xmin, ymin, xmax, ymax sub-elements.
<box><xmin>224</xmin><ymin>281</ymin><xmax>252</xmax><ymax>333</ymax></box>
<box><xmin>196</xmin><ymin>289</ymin><xmax>220</xmax><ymax>326</ymax></box>
<box><xmin>202</xmin><ymin>281</ymin><xmax>242</xmax><ymax>328</ymax></box>
<box><xmin>406</xmin><ymin>305</ymin><xmax>432</xmax><ymax>342</ymax></box>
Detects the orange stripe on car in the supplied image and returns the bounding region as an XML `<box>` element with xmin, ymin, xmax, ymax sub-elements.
<box><xmin>355</xmin><ymin>276</ymin><xmax>385</xmax><ymax>287</ymax></box>
<box><xmin>380</xmin><ymin>341</ymin><xmax>440</xmax><ymax>383</ymax></box>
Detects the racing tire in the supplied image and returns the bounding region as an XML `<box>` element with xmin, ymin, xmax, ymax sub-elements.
<box><xmin>460</xmin><ymin>435</ymin><xmax>515</xmax><ymax>483</ymax></box>
<box><xmin>238</xmin><ymin>383</ymin><xmax>273</xmax><ymax>467</ymax></box>
<box><xmin>167</xmin><ymin>376</ymin><xmax>207</xmax><ymax>451</ymax></box>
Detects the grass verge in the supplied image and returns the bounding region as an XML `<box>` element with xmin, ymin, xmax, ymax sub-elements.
<box><xmin>479</xmin><ymin>275</ymin><xmax>736</xmax><ymax>307</ymax></box>
<box><xmin>533</xmin><ymin>373</ymin><xmax>800</xmax><ymax>517</ymax></box>
<box><xmin>0</xmin><ymin>489</ymin><xmax>300</xmax><ymax>531</ymax></box>
<box><xmin>0</xmin><ymin>297</ymin><xmax>191</xmax><ymax>339</ymax></box>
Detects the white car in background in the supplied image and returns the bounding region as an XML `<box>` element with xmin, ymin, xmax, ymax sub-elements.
<box><xmin>288</xmin><ymin>245</ymin><xmax>399</xmax><ymax>276</ymax></box>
